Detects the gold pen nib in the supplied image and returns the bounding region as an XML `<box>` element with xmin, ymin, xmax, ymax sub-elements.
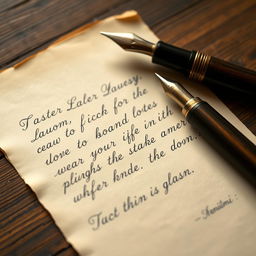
<box><xmin>155</xmin><ymin>73</ymin><xmax>194</xmax><ymax>108</ymax></box>
<box><xmin>100</xmin><ymin>32</ymin><xmax>155</xmax><ymax>56</ymax></box>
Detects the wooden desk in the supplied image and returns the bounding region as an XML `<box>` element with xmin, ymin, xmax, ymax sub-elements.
<box><xmin>0</xmin><ymin>0</ymin><xmax>255</xmax><ymax>255</ymax></box>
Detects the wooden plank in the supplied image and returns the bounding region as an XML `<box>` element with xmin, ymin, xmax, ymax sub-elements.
<box><xmin>0</xmin><ymin>0</ymin><xmax>199</xmax><ymax>70</ymax></box>
<box><xmin>0</xmin><ymin>0</ymin><xmax>28</xmax><ymax>13</ymax></box>
<box><xmin>0</xmin><ymin>157</ymin><xmax>78</xmax><ymax>255</ymax></box>
<box><xmin>0</xmin><ymin>0</ymin><xmax>124</xmax><ymax>69</ymax></box>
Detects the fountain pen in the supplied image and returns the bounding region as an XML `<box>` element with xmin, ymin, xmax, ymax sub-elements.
<box><xmin>155</xmin><ymin>73</ymin><xmax>256</xmax><ymax>186</ymax></box>
<box><xmin>101</xmin><ymin>32</ymin><xmax>256</xmax><ymax>94</ymax></box>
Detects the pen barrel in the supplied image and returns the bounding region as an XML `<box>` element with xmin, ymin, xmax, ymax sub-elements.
<box><xmin>203</xmin><ymin>57</ymin><xmax>256</xmax><ymax>94</ymax></box>
<box><xmin>152</xmin><ymin>42</ymin><xmax>256</xmax><ymax>94</ymax></box>
<box><xmin>152</xmin><ymin>41</ymin><xmax>194</xmax><ymax>73</ymax></box>
<box><xmin>186</xmin><ymin>101</ymin><xmax>256</xmax><ymax>184</ymax></box>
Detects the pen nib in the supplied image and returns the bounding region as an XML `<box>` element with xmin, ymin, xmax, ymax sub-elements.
<box><xmin>155</xmin><ymin>73</ymin><xmax>173</xmax><ymax>90</ymax></box>
<box><xmin>155</xmin><ymin>73</ymin><xmax>193</xmax><ymax>108</ymax></box>
<box><xmin>100</xmin><ymin>32</ymin><xmax>155</xmax><ymax>56</ymax></box>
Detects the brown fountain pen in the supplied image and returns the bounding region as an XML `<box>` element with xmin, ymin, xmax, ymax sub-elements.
<box><xmin>155</xmin><ymin>74</ymin><xmax>256</xmax><ymax>186</ymax></box>
<box><xmin>101</xmin><ymin>32</ymin><xmax>256</xmax><ymax>94</ymax></box>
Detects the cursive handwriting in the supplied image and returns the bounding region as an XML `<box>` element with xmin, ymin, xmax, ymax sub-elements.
<box><xmin>163</xmin><ymin>169</ymin><xmax>194</xmax><ymax>195</ymax></box>
<box><xmin>101</xmin><ymin>75</ymin><xmax>140</xmax><ymax>97</ymax></box>
<box><xmin>88</xmin><ymin>207</ymin><xmax>120</xmax><ymax>231</ymax></box>
<box><xmin>19</xmin><ymin>108</ymin><xmax>62</xmax><ymax>131</ymax></box>
<box><xmin>195</xmin><ymin>194</ymin><xmax>238</xmax><ymax>221</ymax></box>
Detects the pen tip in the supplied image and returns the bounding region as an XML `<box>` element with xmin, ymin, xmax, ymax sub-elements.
<box><xmin>100</xmin><ymin>31</ymin><xmax>155</xmax><ymax>56</ymax></box>
<box><xmin>155</xmin><ymin>73</ymin><xmax>172</xmax><ymax>95</ymax></box>
<box><xmin>155</xmin><ymin>73</ymin><xmax>170</xmax><ymax>85</ymax></box>
<box><xmin>100</xmin><ymin>32</ymin><xmax>108</xmax><ymax>36</ymax></box>
<box><xmin>155</xmin><ymin>74</ymin><xmax>194</xmax><ymax>108</ymax></box>
<box><xmin>100</xmin><ymin>31</ymin><xmax>115</xmax><ymax>39</ymax></box>
<box><xmin>100</xmin><ymin>32</ymin><xmax>132</xmax><ymax>50</ymax></box>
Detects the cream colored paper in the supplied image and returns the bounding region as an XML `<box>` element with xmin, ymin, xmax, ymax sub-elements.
<box><xmin>0</xmin><ymin>11</ymin><xmax>255</xmax><ymax>256</ymax></box>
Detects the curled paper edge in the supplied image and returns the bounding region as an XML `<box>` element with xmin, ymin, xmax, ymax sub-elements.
<box><xmin>0</xmin><ymin>147</ymin><xmax>8</xmax><ymax>159</ymax></box>
<box><xmin>1</xmin><ymin>10</ymin><xmax>140</xmax><ymax>72</ymax></box>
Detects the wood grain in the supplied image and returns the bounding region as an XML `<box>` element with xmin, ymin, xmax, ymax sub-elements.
<box><xmin>0</xmin><ymin>0</ymin><xmax>255</xmax><ymax>255</ymax></box>
<box><xmin>0</xmin><ymin>157</ymin><xmax>78</xmax><ymax>255</ymax></box>
<box><xmin>0</xmin><ymin>0</ymin><xmax>199</xmax><ymax>70</ymax></box>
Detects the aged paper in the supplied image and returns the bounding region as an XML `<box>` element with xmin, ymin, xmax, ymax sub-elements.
<box><xmin>0</xmin><ymin>11</ymin><xmax>255</xmax><ymax>256</ymax></box>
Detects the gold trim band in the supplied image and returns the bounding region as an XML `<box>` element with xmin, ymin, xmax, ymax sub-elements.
<box><xmin>182</xmin><ymin>97</ymin><xmax>202</xmax><ymax>117</ymax></box>
<box><xmin>189</xmin><ymin>51</ymin><xmax>211</xmax><ymax>82</ymax></box>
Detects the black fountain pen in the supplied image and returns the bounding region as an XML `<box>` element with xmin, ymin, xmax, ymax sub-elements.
<box><xmin>155</xmin><ymin>74</ymin><xmax>256</xmax><ymax>186</ymax></box>
<box><xmin>101</xmin><ymin>32</ymin><xmax>256</xmax><ymax>94</ymax></box>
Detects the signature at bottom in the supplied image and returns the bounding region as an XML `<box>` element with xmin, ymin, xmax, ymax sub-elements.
<box><xmin>195</xmin><ymin>194</ymin><xmax>238</xmax><ymax>221</ymax></box>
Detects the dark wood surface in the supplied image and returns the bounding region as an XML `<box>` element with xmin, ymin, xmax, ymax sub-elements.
<box><xmin>0</xmin><ymin>0</ymin><xmax>255</xmax><ymax>255</ymax></box>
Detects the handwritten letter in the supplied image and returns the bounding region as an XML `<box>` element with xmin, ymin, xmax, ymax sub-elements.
<box><xmin>0</xmin><ymin>11</ymin><xmax>255</xmax><ymax>256</ymax></box>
